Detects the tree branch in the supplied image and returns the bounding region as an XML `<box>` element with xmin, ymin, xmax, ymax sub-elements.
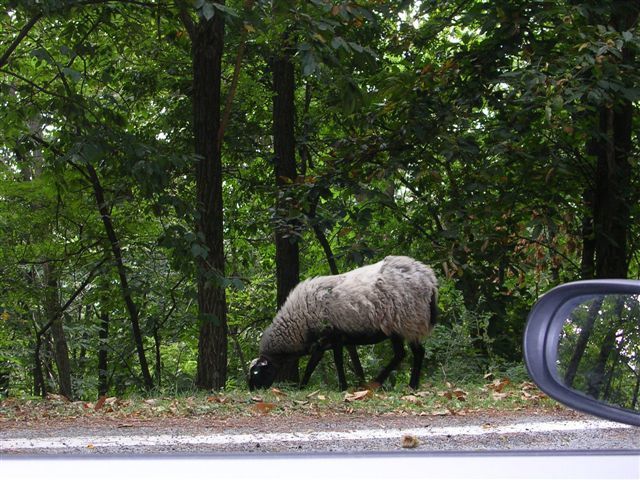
<box><xmin>36</xmin><ymin>256</ymin><xmax>109</xmax><ymax>337</ymax></box>
<box><xmin>178</xmin><ymin>7</ymin><xmax>195</xmax><ymax>41</ymax></box>
<box><xmin>0</xmin><ymin>14</ymin><xmax>42</xmax><ymax>69</ymax></box>
<box><xmin>218</xmin><ymin>0</ymin><xmax>255</xmax><ymax>145</ymax></box>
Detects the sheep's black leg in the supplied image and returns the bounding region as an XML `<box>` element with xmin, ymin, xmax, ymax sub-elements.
<box><xmin>332</xmin><ymin>339</ymin><xmax>348</xmax><ymax>391</ymax></box>
<box><xmin>301</xmin><ymin>348</ymin><xmax>324</xmax><ymax>388</ymax></box>
<box><xmin>408</xmin><ymin>342</ymin><xmax>425</xmax><ymax>389</ymax></box>
<box><xmin>374</xmin><ymin>335</ymin><xmax>405</xmax><ymax>387</ymax></box>
<box><xmin>346</xmin><ymin>345</ymin><xmax>366</xmax><ymax>385</ymax></box>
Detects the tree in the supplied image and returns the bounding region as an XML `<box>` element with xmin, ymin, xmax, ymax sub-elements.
<box><xmin>270</xmin><ymin>6</ymin><xmax>300</xmax><ymax>384</ymax></box>
<box><xmin>180</xmin><ymin>4</ymin><xmax>228</xmax><ymax>391</ymax></box>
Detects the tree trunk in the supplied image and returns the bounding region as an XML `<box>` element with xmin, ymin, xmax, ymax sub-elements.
<box><xmin>272</xmin><ymin>36</ymin><xmax>300</xmax><ymax>384</ymax></box>
<box><xmin>273</xmin><ymin>48</ymin><xmax>300</xmax><ymax>307</ymax></box>
<box><xmin>43</xmin><ymin>262</ymin><xmax>73</xmax><ymax>400</ymax></box>
<box><xmin>563</xmin><ymin>297</ymin><xmax>603</xmax><ymax>387</ymax></box>
<box><xmin>153</xmin><ymin>321</ymin><xmax>162</xmax><ymax>388</ymax></box>
<box><xmin>191</xmin><ymin>12</ymin><xmax>228</xmax><ymax>391</ymax></box>
<box><xmin>33</xmin><ymin>330</ymin><xmax>46</xmax><ymax>398</ymax></box>
<box><xmin>592</xmin><ymin>106</ymin><xmax>632</xmax><ymax>279</ymax></box>
<box><xmin>591</xmin><ymin>6</ymin><xmax>637</xmax><ymax>280</ymax></box>
<box><xmin>580</xmin><ymin>188</ymin><xmax>595</xmax><ymax>279</ymax></box>
<box><xmin>86</xmin><ymin>163</ymin><xmax>154</xmax><ymax>391</ymax></box>
<box><xmin>97</xmin><ymin>308</ymin><xmax>109</xmax><ymax>397</ymax></box>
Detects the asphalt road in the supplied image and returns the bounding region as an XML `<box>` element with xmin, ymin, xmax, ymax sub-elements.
<box><xmin>1</xmin><ymin>410</ymin><xmax>637</xmax><ymax>455</ymax></box>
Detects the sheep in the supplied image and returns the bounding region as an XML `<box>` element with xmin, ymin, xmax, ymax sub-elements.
<box><xmin>248</xmin><ymin>255</ymin><xmax>438</xmax><ymax>391</ymax></box>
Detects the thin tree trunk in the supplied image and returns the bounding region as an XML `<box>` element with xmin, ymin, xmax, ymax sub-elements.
<box><xmin>97</xmin><ymin>308</ymin><xmax>109</xmax><ymax>397</ymax></box>
<box><xmin>153</xmin><ymin>321</ymin><xmax>162</xmax><ymax>388</ymax></box>
<box><xmin>43</xmin><ymin>262</ymin><xmax>73</xmax><ymax>399</ymax></box>
<box><xmin>563</xmin><ymin>297</ymin><xmax>604</xmax><ymax>388</ymax></box>
<box><xmin>586</xmin><ymin>297</ymin><xmax>625</xmax><ymax>399</ymax></box>
<box><xmin>85</xmin><ymin>163</ymin><xmax>153</xmax><ymax>391</ymax></box>
<box><xmin>33</xmin><ymin>330</ymin><xmax>46</xmax><ymax>398</ymax></box>
<box><xmin>580</xmin><ymin>188</ymin><xmax>595</xmax><ymax>279</ymax></box>
<box><xmin>190</xmin><ymin>12</ymin><xmax>228</xmax><ymax>391</ymax></box>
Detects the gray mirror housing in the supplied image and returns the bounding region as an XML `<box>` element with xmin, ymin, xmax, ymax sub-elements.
<box><xmin>524</xmin><ymin>279</ymin><xmax>640</xmax><ymax>427</ymax></box>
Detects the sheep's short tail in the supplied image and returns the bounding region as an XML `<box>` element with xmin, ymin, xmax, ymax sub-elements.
<box><xmin>429</xmin><ymin>291</ymin><xmax>439</xmax><ymax>327</ymax></box>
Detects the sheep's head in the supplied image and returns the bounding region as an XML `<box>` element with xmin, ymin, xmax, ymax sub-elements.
<box><xmin>248</xmin><ymin>356</ymin><xmax>277</xmax><ymax>390</ymax></box>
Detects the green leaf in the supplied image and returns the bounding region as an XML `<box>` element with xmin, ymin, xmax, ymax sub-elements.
<box><xmin>31</xmin><ymin>48</ymin><xmax>52</xmax><ymax>64</ymax></box>
<box><xmin>201</xmin><ymin>2</ymin><xmax>215</xmax><ymax>20</ymax></box>
<box><xmin>348</xmin><ymin>42</ymin><xmax>364</xmax><ymax>53</ymax></box>
<box><xmin>212</xmin><ymin>3</ymin><xmax>238</xmax><ymax>17</ymax></box>
<box><xmin>331</xmin><ymin>36</ymin><xmax>349</xmax><ymax>51</ymax></box>
<box><xmin>191</xmin><ymin>243</ymin><xmax>209</xmax><ymax>259</ymax></box>
<box><xmin>302</xmin><ymin>51</ymin><xmax>318</xmax><ymax>76</ymax></box>
<box><xmin>62</xmin><ymin>67</ymin><xmax>82</xmax><ymax>83</ymax></box>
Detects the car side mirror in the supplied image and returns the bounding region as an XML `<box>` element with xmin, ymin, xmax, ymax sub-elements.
<box><xmin>524</xmin><ymin>280</ymin><xmax>640</xmax><ymax>427</ymax></box>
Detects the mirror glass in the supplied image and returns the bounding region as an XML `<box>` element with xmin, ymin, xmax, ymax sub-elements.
<box><xmin>556</xmin><ymin>294</ymin><xmax>640</xmax><ymax>412</ymax></box>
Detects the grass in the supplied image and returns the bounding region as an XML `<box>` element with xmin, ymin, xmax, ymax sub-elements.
<box><xmin>0</xmin><ymin>377</ymin><xmax>559</xmax><ymax>423</ymax></box>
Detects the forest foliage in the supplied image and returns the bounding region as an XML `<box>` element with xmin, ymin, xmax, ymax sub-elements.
<box><xmin>0</xmin><ymin>0</ymin><xmax>639</xmax><ymax>400</ymax></box>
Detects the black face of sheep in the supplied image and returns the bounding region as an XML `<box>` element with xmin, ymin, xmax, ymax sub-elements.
<box><xmin>248</xmin><ymin>357</ymin><xmax>278</xmax><ymax>390</ymax></box>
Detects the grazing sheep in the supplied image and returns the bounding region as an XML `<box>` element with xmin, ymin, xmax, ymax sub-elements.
<box><xmin>248</xmin><ymin>255</ymin><xmax>438</xmax><ymax>391</ymax></box>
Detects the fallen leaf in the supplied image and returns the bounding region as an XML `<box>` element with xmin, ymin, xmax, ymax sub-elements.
<box><xmin>492</xmin><ymin>392</ymin><xmax>510</xmax><ymax>400</ymax></box>
<box><xmin>94</xmin><ymin>396</ymin><xmax>106</xmax><ymax>411</ymax></box>
<box><xmin>401</xmin><ymin>435</ymin><xmax>420</xmax><ymax>448</ymax></box>
<box><xmin>271</xmin><ymin>388</ymin><xmax>287</xmax><ymax>398</ymax></box>
<box><xmin>452</xmin><ymin>389</ymin><xmax>468</xmax><ymax>401</ymax></box>
<box><xmin>305</xmin><ymin>390</ymin><xmax>321</xmax><ymax>399</ymax></box>
<box><xmin>487</xmin><ymin>378</ymin><xmax>510</xmax><ymax>392</ymax></box>
<box><xmin>344</xmin><ymin>390</ymin><xmax>372</xmax><ymax>402</ymax></box>
<box><xmin>401</xmin><ymin>395</ymin><xmax>419</xmax><ymax>403</ymax></box>
<box><xmin>87</xmin><ymin>444</ymin><xmax>95</xmax><ymax>449</ymax></box>
<box><xmin>414</xmin><ymin>391</ymin><xmax>432</xmax><ymax>398</ymax></box>
<box><xmin>252</xmin><ymin>402</ymin><xmax>276</xmax><ymax>414</ymax></box>
<box><xmin>46</xmin><ymin>394</ymin><xmax>69</xmax><ymax>403</ymax></box>
<box><xmin>431</xmin><ymin>409</ymin><xmax>451</xmax><ymax>416</ymax></box>
<box><xmin>251</xmin><ymin>396</ymin><xmax>264</xmax><ymax>403</ymax></box>
<box><xmin>316</xmin><ymin>395</ymin><xmax>326</xmax><ymax>401</ymax></box>
<box><xmin>207</xmin><ymin>395</ymin><xmax>229</xmax><ymax>403</ymax></box>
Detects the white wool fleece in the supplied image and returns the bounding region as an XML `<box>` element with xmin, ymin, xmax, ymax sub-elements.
<box><xmin>259</xmin><ymin>256</ymin><xmax>438</xmax><ymax>356</ymax></box>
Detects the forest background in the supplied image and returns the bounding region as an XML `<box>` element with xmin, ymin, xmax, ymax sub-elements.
<box><xmin>0</xmin><ymin>0</ymin><xmax>638</xmax><ymax>401</ymax></box>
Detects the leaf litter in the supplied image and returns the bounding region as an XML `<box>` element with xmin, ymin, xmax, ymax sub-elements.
<box><xmin>0</xmin><ymin>379</ymin><xmax>557</xmax><ymax>427</ymax></box>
